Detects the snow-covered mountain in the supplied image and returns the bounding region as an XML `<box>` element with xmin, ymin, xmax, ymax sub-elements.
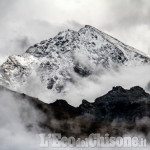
<box><xmin>0</xmin><ymin>25</ymin><xmax>150</xmax><ymax>93</ymax></box>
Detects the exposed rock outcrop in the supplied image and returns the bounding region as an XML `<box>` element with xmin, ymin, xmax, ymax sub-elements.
<box><xmin>1</xmin><ymin>85</ymin><xmax>150</xmax><ymax>138</ymax></box>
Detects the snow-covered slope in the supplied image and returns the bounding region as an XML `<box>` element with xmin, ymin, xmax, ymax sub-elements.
<box><xmin>0</xmin><ymin>25</ymin><xmax>150</xmax><ymax>93</ymax></box>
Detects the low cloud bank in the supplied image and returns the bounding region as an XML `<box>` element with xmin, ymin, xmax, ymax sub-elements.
<box><xmin>0</xmin><ymin>86</ymin><xmax>150</xmax><ymax>150</ymax></box>
<box><xmin>17</xmin><ymin>64</ymin><xmax>150</xmax><ymax>106</ymax></box>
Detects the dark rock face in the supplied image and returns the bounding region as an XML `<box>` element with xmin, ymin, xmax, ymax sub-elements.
<box><xmin>74</xmin><ymin>64</ymin><xmax>91</xmax><ymax>77</ymax></box>
<box><xmin>47</xmin><ymin>78</ymin><xmax>55</xmax><ymax>89</ymax></box>
<box><xmin>1</xmin><ymin>85</ymin><xmax>150</xmax><ymax>138</ymax></box>
<box><xmin>92</xmin><ymin>86</ymin><xmax>150</xmax><ymax>121</ymax></box>
<box><xmin>37</xmin><ymin>86</ymin><xmax>150</xmax><ymax>137</ymax></box>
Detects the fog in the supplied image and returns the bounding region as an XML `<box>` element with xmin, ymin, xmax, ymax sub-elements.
<box><xmin>15</xmin><ymin>64</ymin><xmax>150</xmax><ymax>106</ymax></box>
<box><xmin>1</xmin><ymin>0</ymin><xmax>150</xmax><ymax>149</ymax></box>
<box><xmin>1</xmin><ymin>0</ymin><xmax>150</xmax><ymax>65</ymax></box>
<box><xmin>0</xmin><ymin>88</ymin><xmax>44</xmax><ymax>150</ymax></box>
<box><xmin>1</xmin><ymin>0</ymin><xmax>150</xmax><ymax>106</ymax></box>
<box><xmin>0</xmin><ymin>87</ymin><xmax>150</xmax><ymax>150</ymax></box>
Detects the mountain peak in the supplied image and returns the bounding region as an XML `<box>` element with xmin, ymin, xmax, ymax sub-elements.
<box><xmin>112</xmin><ymin>86</ymin><xmax>126</xmax><ymax>92</ymax></box>
<box><xmin>79</xmin><ymin>25</ymin><xmax>104</xmax><ymax>35</ymax></box>
<box><xmin>0</xmin><ymin>25</ymin><xmax>150</xmax><ymax>95</ymax></box>
<box><xmin>83</xmin><ymin>25</ymin><xmax>101</xmax><ymax>31</ymax></box>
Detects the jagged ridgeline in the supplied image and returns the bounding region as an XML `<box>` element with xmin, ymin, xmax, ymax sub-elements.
<box><xmin>1</xmin><ymin>85</ymin><xmax>150</xmax><ymax>138</ymax></box>
<box><xmin>0</xmin><ymin>25</ymin><xmax>150</xmax><ymax>92</ymax></box>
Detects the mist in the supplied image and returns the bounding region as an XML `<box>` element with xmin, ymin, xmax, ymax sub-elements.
<box><xmin>0</xmin><ymin>86</ymin><xmax>150</xmax><ymax>150</ymax></box>
<box><xmin>1</xmin><ymin>0</ymin><xmax>150</xmax><ymax>149</ymax></box>
<box><xmin>1</xmin><ymin>0</ymin><xmax>150</xmax><ymax>66</ymax></box>
<box><xmin>1</xmin><ymin>0</ymin><xmax>150</xmax><ymax>106</ymax></box>
<box><xmin>15</xmin><ymin>64</ymin><xmax>150</xmax><ymax>106</ymax></box>
<box><xmin>0</xmin><ymin>87</ymin><xmax>44</xmax><ymax>149</ymax></box>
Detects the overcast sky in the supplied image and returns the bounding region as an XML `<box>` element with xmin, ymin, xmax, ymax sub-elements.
<box><xmin>0</xmin><ymin>0</ymin><xmax>150</xmax><ymax>64</ymax></box>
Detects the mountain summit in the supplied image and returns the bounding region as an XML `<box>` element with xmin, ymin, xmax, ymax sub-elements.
<box><xmin>0</xmin><ymin>25</ymin><xmax>150</xmax><ymax>92</ymax></box>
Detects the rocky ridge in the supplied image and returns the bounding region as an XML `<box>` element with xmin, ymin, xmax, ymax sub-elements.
<box><xmin>1</xmin><ymin>85</ymin><xmax>150</xmax><ymax>138</ymax></box>
<box><xmin>0</xmin><ymin>25</ymin><xmax>150</xmax><ymax>93</ymax></box>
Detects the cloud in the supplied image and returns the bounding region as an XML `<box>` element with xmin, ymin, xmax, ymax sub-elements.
<box><xmin>61</xmin><ymin>64</ymin><xmax>150</xmax><ymax>106</ymax></box>
<box><xmin>1</xmin><ymin>1</ymin><xmax>150</xmax><ymax>149</ymax></box>
<box><xmin>104</xmin><ymin>0</ymin><xmax>150</xmax><ymax>54</ymax></box>
<box><xmin>1</xmin><ymin>0</ymin><xmax>150</xmax><ymax>106</ymax></box>
<box><xmin>1</xmin><ymin>0</ymin><xmax>150</xmax><ymax>66</ymax></box>
<box><xmin>14</xmin><ymin>63</ymin><xmax>150</xmax><ymax>107</ymax></box>
<box><xmin>0</xmin><ymin>88</ymin><xmax>45</xmax><ymax>150</ymax></box>
<box><xmin>107</xmin><ymin>0</ymin><xmax>150</xmax><ymax>27</ymax></box>
<box><xmin>1</xmin><ymin>84</ymin><xmax>150</xmax><ymax>149</ymax></box>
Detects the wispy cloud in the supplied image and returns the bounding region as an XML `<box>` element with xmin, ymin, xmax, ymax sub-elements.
<box><xmin>0</xmin><ymin>0</ymin><xmax>150</xmax><ymax>65</ymax></box>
